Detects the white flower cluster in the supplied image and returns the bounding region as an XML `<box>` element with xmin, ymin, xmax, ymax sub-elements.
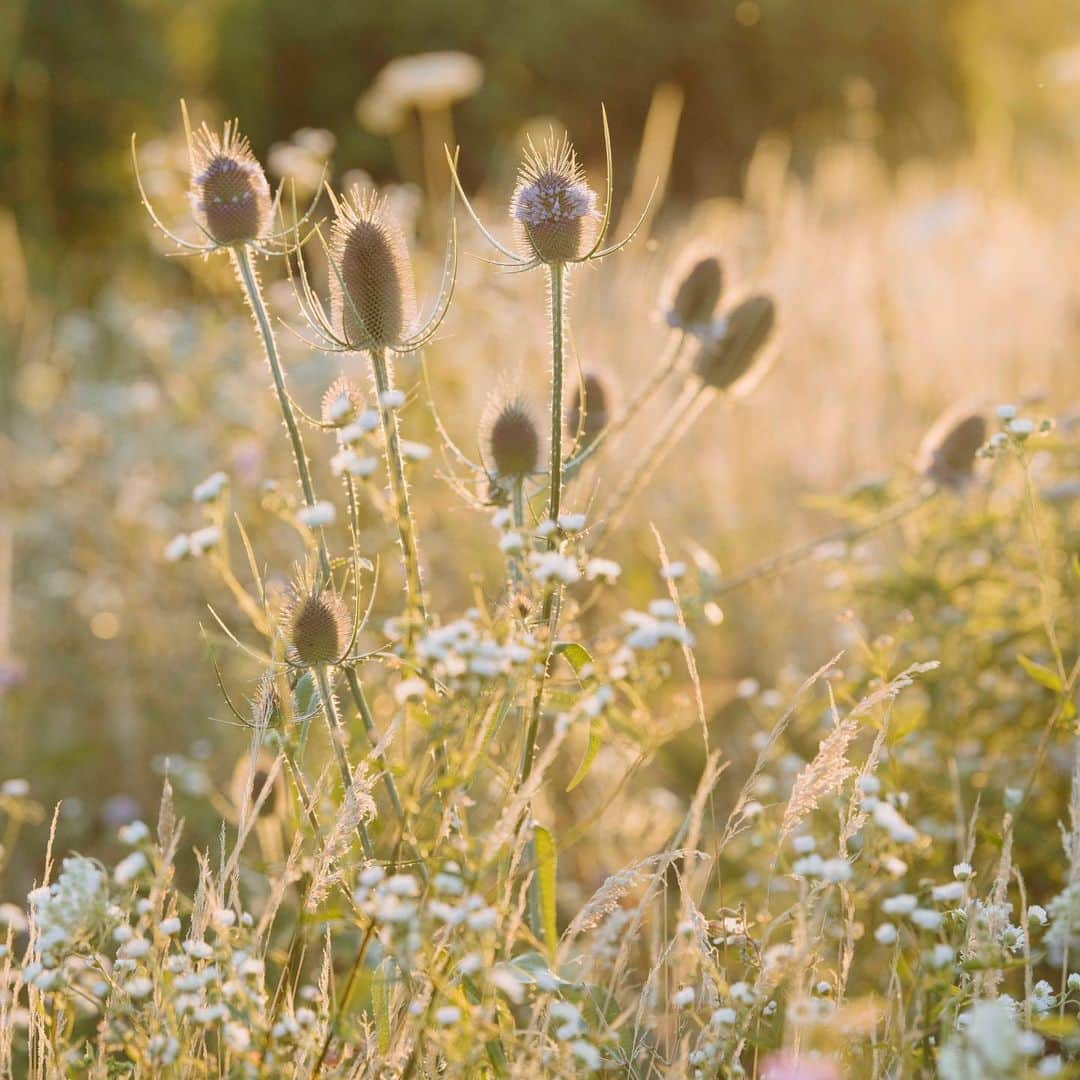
<box><xmin>416</xmin><ymin>610</ymin><xmax>536</xmax><ymax>685</ymax></box>
<box><xmin>622</xmin><ymin>600</ymin><xmax>694</xmax><ymax>651</ymax></box>
<box><xmin>27</xmin><ymin>857</ymin><xmax>108</xmax><ymax>965</ymax></box>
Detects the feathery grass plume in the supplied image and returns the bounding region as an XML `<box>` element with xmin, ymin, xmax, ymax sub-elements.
<box><xmin>229</xmin><ymin>752</ymin><xmax>285</xmax><ymax>820</ymax></box>
<box><xmin>567</xmin><ymin>370</ymin><xmax>612</xmax><ymax>445</ymax></box>
<box><xmin>329</xmin><ymin>189</ymin><xmax>417</xmax><ymax>350</ymax></box>
<box><xmin>485</xmin><ymin>395</ymin><xmax>542</xmax><ymax>479</ymax></box>
<box><xmin>665</xmin><ymin>255</ymin><xmax>723</xmax><ymax>332</ymax></box>
<box><xmin>188</xmin><ymin>119</ymin><xmax>273</xmax><ymax>247</ymax></box>
<box><xmin>283</xmin><ymin>586</ymin><xmax>351</xmax><ymax>667</ymax></box>
<box><xmin>510</xmin><ymin>133</ymin><xmax>599</xmax><ymax>264</ymax></box>
<box><xmin>693</xmin><ymin>294</ymin><xmax>776</xmax><ymax>393</ymax></box>
<box><xmin>916</xmin><ymin>406</ymin><xmax>987</xmax><ymax>490</ymax></box>
<box><xmin>321</xmin><ymin>375</ymin><xmax>366</xmax><ymax>429</ymax></box>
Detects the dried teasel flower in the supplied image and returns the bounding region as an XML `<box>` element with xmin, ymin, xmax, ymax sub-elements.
<box><xmin>665</xmin><ymin>256</ymin><xmax>723</xmax><ymax>332</ymax></box>
<box><xmin>693</xmin><ymin>295</ymin><xmax>777</xmax><ymax>393</ymax></box>
<box><xmin>328</xmin><ymin>189</ymin><xmax>418</xmax><ymax>350</ymax></box>
<box><xmin>283</xmin><ymin>586</ymin><xmax>351</xmax><ymax>667</ymax></box>
<box><xmin>484</xmin><ymin>396</ymin><xmax>542</xmax><ymax>479</ymax></box>
<box><xmin>917</xmin><ymin>407</ymin><xmax>987</xmax><ymax>490</ymax></box>
<box><xmin>510</xmin><ymin>134</ymin><xmax>599</xmax><ymax>264</ymax></box>
<box><xmin>567</xmin><ymin>371</ymin><xmax>613</xmax><ymax>444</ymax></box>
<box><xmin>321</xmin><ymin>375</ymin><xmax>366</xmax><ymax>428</ymax></box>
<box><xmin>188</xmin><ymin>119</ymin><xmax>273</xmax><ymax>247</ymax></box>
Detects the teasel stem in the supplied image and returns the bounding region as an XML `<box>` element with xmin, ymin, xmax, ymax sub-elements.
<box><xmin>233</xmin><ymin>246</ymin><xmax>412</xmax><ymax>850</ymax></box>
<box><xmin>370</xmin><ymin>346</ymin><xmax>427</xmax><ymax>644</ymax></box>
<box><xmin>546</xmin><ymin>263</ymin><xmax>567</xmax><ymax>551</ymax></box>
<box><xmin>710</xmin><ymin>488</ymin><xmax>939</xmax><ymax>598</ymax></box>
<box><xmin>508</xmin><ymin>476</ymin><xmax>527</xmax><ymax>591</ymax></box>
<box><xmin>314</xmin><ymin>664</ymin><xmax>374</xmax><ymax>859</ymax></box>
<box><xmin>592</xmin><ymin>380</ymin><xmax>710</xmax><ymax>548</ymax></box>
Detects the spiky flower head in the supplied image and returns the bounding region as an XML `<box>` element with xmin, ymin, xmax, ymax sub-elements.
<box><xmin>693</xmin><ymin>295</ymin><xmax>776</xmax><ymax>393</ymax></box>
<box><xmin>484</xmin><ymin>396</ymin><xmax>542</xmax><ymax>479</ymax></box>
<box><xmin>283</xmin><ymin>586</ymin><xmax>351</xmax><ymax>667</ymax></box>
<box><xmin>567</xmin><ymin>371</ymin><xmax>613</xmax><ymax>444</ymax></box>
<box><xmin>188</xmin><ymin>120</ymin><xmax>272</xmax><ymax>247</ymax></box>
<box><xmin>321</xmin><ymin>375</ymin><xmax>367</xmax><ymax>428</ymax></box>
<box><xmin>329</xmin><ymin>189</ymin><xmax>417</xmax><ymax>350</ymax></box>
<box><xmin>666</xmin><ymin>256</ymin><xmax>724</xmax><ymax>331</ymax></box>
<box><xmin>510</xmin><ymin>134</ymin><xmax>599</xmax><ymax>264</ymax></box>
<box><xmin>917</xmin><ymin>407</ymin><xmax>986</xmax><ymax>490</ymax></box>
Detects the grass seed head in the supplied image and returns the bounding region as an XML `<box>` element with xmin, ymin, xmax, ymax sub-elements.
<box><xmin>510</xmin><ymin>134</ymin><xmax>599</xmax><ymax>264</ymax></box>
<box><xmin>694</xmin><ymin>294</ymin><xmax>776</xmax><ymax>392</ymax></box>
<box><xmin>329</xmin><ymin>190</ymin><xmax>417</xmax><ymax>350</ymax></box>
<box><xmin>321</xmin><ymin>375</ymin><xmax>367</xmax><ymax>428</ymax></box>
<box><xmin>485</xmin><ymin>396</ymin><xmax>542</xmax><ymax>479</ymax></box>
<box><xmin>189</xmin><ymin>120</ymin><xmax>272</xmax><ymax>246</ymax></box>
<box><xmin>567</xmin><ymin>371</ymin><xmax>612</xmax><ymax>444</ymax></box>
<box><xmin>230</xmin><ymin>753</ymin><xmax>285</xmax><ymax>820</ymax></box>
<box><xmin>917</xmin><ymin>408</ymin><xmax>987</xmax><ymax>489</ymax></box>
<box><xmin>284</xmin><ymin>588</ymin><xmax>351</xmax><ymax>667</ymax></box>
<box><xmin>666</xmin><ymin>256</ymin><xmax>723</xmax><ymax>331</ymax></box>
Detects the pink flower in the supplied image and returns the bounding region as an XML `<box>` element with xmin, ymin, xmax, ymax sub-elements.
<box><xmin>761</xmin><ymin>1051</ymin><xmax>842</xmax><ymax>1080</ymax></box>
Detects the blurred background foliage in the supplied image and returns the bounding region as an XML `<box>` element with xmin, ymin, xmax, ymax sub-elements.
<box><xmin>3</xmin><ymin>0</ymin><xmax>1080</xmax><ymax>292</ymax></box>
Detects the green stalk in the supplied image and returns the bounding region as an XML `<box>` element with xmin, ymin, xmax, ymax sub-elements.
<box><xmin>233</xmin><ymin>245</ymin><xmax>410</xmax><ymax>843</ymax></box>
<box><xmin>370</xmin><ymin>346</ymin><xmax>427</xmax><ymax>642</ymax></box>
<box><xmin>315</xmin><ymin>664</ymin><xmax>374</xmax><ymax>859</ymax></box>
<box><xmin>546</xmin><ymin>262</ymin><xmax>566</xmax><ymax>546</ymax></box>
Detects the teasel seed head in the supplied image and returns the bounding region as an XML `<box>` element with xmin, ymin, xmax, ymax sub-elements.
<box><xmin>510</xmin><ymin>134</ymin><xmax>599</xmax><ymax>264</ymax></box>
<box><xmin>321</xmin><ymin>375</ymin><xmax>367</xmax><ymax>428</ymax></box>
<box><xmin>189</xmin><ymin>120</ymin><xmax>273</xmax><ymax>246</ymax></box>
<box><xmin>484</xmin><ymin>395</ymin><xmax>542</xmax><ymax>480</ymax></box>
<box><xmin>693</xmin><ymin>295</ymin><xmax>777</xmax><ymax>393</ymax></box>
<box><xmin>917</xmin><ymin>407</ymin><xmax>987</xmax><ymax>490</ymax></box>
<box><xmin>567</xmin><ymin>371</ymin><xmax>613</xmax><ymax>444</ymax></box>
<box><xmin>329</xmin><ymin>189</ymin><xmax>417</xmax><ymax>350</ymax></box>
<box><xmin>666</xmin><ymin>256</ymin><xmax>724</xmax><ymax>332</ymax></box>
<box><xmin>283</xmin><ymin>587</ymin><xmax>351</xmax><ymax>667</ymax></box>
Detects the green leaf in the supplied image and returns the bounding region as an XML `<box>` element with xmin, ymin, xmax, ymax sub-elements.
<box><xmin>1018</xmin><ymin>654</ymin><xmax>1064</xmax><ymax>694</ymax></box>
<box><xmin>554</xmin><ymin>641</ymin><xmax>593</xmax><ymax>679</ymax></box>
<box><xmin>508</xmin><ymin>950</ymin><xmax>575</xmax><ymax>989</ymax></box>
<box><xmin>566</xmin><ymin>715</ymin><xmax>604</xmax><ymax>792</ymax></box>
<box><xmin>372</xmin><ymin>958</ymin><xmax>392</xmax><ymax>1054</ymax></box>
<box><xmin>534</xmin><ymin>824</ymin><xmax>558</xmax><ymax>961</ymax></box>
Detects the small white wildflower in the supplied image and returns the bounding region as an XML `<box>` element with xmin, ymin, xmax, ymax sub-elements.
<box><xmin>159</xmin><ymin>916</ymin><xmax>181</xmax><ymax>936</ymax></box>
<box><xmin>331</xmin><ymin>449</ymin><xmax>378</xmax><ymax>477</ymax></box>
<box><xmin>926</xmin><ymin>943</ymin><xmax>955</xmax><ymax>969</ymax></box>
<box><xmin>1</xmin><ymin>779</ymin><xmax>30</xmax><ymax>798</ymax></box>
<box><xmin>661</xmin><ymin>561</ymin><xmax>687</xmax><ymax>580</ymax></box>
<box><xmin>910</xmin><ymin>908</ymin><xmax>943</xmax><ymax>931</ymax></box>
<box><xmin>1032</xmin><ymin>980</ymin><xmax>1056</xmax><ymax>1014</ymax></box>
<box><xmin>114</xmin><ymin>851</ymin><xmax>148</xmax><ymax>885</ymax></box>
<box><xmin>571</xmin><ymin>1041</ymin><xmax>601</xmax><ymax>1069</ymax></box>
<box><xmin>295</xmin><ymin>1007</ymin><xmax>317</xmax><ymax>1026</ymax></box>
<box><xmin>434</xmin><ymin>872</ymin><xmax>465</xmax><ymax>896</ymax></box>
<box><xmin>499</xmin><ymin>531</ymin><xmax>524</xmax><ymax>553</ymax></box>
<box><xmin>953</xmin><ymin>862</ymin><xmax>973</xmax><ymax>881</ymax></box>
<box><xmin>119</xmin><ymin>938</ymin><xmax>151</xmax><ymax>960</ymax></box>
<box><xmin>584</xmin><ymin>557</ymin><xmax>621</xmax><ymax>583</ymax></box>
<box><xmin>1028</xmin><ymin>904</ymin><xmax>1048</xmax><ymax>927</ymax></box>
<box><xmin>792</xmin><ymin>835</ymin><xmax>816</xmax><ymax>854</ymax></box>
<box><xmin>379</xmin><ymin>389</ymin><xmax>406</xmax><ymax>409</ymax></box>
<box><xmin>1004</xmin><ymin>787</ymin><xmax>1022</xmax><ymax>811</ymax></box>
<box><xmin>435</xmin><ymin>1005</ymin><xmax>461</xmax><ymax>1026</ymax></box>
<box><xmin>118</xmin><ymin>820</ymin><xmax>149</xmax><ymax>845</ymax></box>
<box><xmin>1018</xmin><ymin>1031</ymin><xmax>1045</xmax><ymax>1056</ymax></box>
<box><xmin>489</xmin><ymin>967</ymin><xmax>525</xmax><ymax>1004</ymax></box>
<box><xmin>711</xmin><ymin>1007</ymin><xmax>737</xmax><ymax>1025</ymax></box>
<box><xmin>193</xmin><ymin>471</ymin><xmax>228</xmax><ymax>503</ymax></box>
<box><xmin>1007</xmin><ymin>417</ymin><xmax>1035</xmax><ymax>437</ymax></box>
<box><xmin>730</xmin><ymin>982</ymin><xmax>755</xmax><ymax>1004</ymax></box>
<box><xmin>113</xmin><ymin>924</ymin><xmax>134</xmax><ymax>943</ymax></box>
<box><xmin>529</xmin><ymin>551</ymin><xmax>579</xmax><ymax>585</ymax></box>
<box><xmin>1068</xmin><ymin>972</ymin><xmax>1080</xmax><ymax>991</ymax></box>
<box><xmin>212</xmin><ymin>908</ymin><xmax>236</xmax><ymax>931</ymax></box>
<box><xmin>736</xmin><ymin>677</ymin><xmax>760</xmax><ymax>699</ymax></box>
<box><xmin>858</xmin><ymin>775</ymin><xmax>881</xmax><ymax>795</ymax></box>
<box><xmin>932</xmin><ymin>882</ymin><xmax>965</xmax><ymax>903</ymax></box>
<box><xmin>183</xmin><ymin>940</ymin><xmax>214</xmax><ymax>960</ymax></box>
<box><xmin>793</xmin><ymin>854</ymin><xmax>825</xmax><ymax>878</ymax></box>
<box><xmin>874</xmin><ymin>922</ymin><xmax>898</xmax><ymax>945</ymax></box>
<box><xmin>822</xmin><ymin>857</ymin><xmax>852</xmax><ymax>883</ymax></box>
<box><xmin>164</xmin><ymin>533</ymin><xmax>191</xmax><ymax>562</ymax></box>
<box><xmin>393</xmin><ymin>677</ymin><xmax>427</xmax><ymax>704</ymax></box>
<box><xmin>996</xmin><ymin>404</ymin><xmax>1017</xmax><ymax>420</ymax></box>
<box><xmin>557</xmin><ymin>512</ymin><xmax>586</xmax><ymax>532</ymax></box>
<box><xmin>298</xmin><ymin>501</ymin><xmax>336</xmax><ymax>528</ymax></box>
<box><xmin>673</xmin><ymin>986</ymin><xmax>695</xmax><ymax>1008</ymax></box>
<box><xmin>358</xmin><ymin>865</ymin><xmax>385</xmax><ymax>888</ymax></box>
<box><xmin>400</xmin><ymin>440</ymin><xmax>431</xmax><ymax>462</ymax></box>
<box><xmin>125</xmin><ymin>976</ymin><xmax>153</xmax><ymax>1000</ymax></box>
<box><xmin>188</xmin><ymin>526</ymin><xmax>222</xmax><ymax>556</ymax></box>
<box><xmin>339</xmin><ymin>412</ymin><xmax>379</xmax><ymax>443</ymax></box>
<box><xmin>224</xmin><ymin>1022</ymin><xmax>251</xmax><ymax>1052</ymax></box>
<box><xmin>385</xmin><ymin>874</ymin><xmax>419</xmax><ymax>897</ymax></box>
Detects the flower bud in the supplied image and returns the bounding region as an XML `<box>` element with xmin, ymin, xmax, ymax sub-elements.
<box><xmin>693</xmin><ymin>295</ymin><xmax>776</xmax><ymax>392</ymax></box>
<box><xmin>329</xmin><ymin>190</ymin><xmax>417</xmax><ymax>349</ymax></box>
<box><xmin>189</xmin><ymin>121</ymin><xmax>272</xmax><ymax>246</ymax></box>
<box><xmin>510</xmin><ymin>136</ymin><xmax>599</xmax><ymax>264</ymax></box>
<box><xmin>917</xmin><ymin>408</ymin><xmax>986</xmax><ymax>490</ymax></box>
<box><xmin>666</xmin><ymin>256</ymin><xmax>723</xmax><ymax>331</ymax></box>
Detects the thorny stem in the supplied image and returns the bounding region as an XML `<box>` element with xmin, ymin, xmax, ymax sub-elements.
<box><xmin>314</xmin><ymin>664</ymin><xmax>374</xmax><ymax>859</ymax></box>
<box><xmin>370</xmin><ymin>346</ymin><xmax>428</xmax><ymax>642</ymax></box>
<box><xmin>546</xmin><ymin>262</ymin><xmax>566</xmax><ymax>549</ymax></box>
<box><xmin>234</xmin><ymin>245</ymin><xmax>411</xmax><ymax>842</ymax></box>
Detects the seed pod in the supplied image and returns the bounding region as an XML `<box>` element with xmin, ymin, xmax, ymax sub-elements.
<box><xmin>510</xmin><ymin>135</ymin><xmax>599</xmax><ymax>264</ymax></box>
<box><xmin>566</xmin><ymin>371</ymin><xmax>612</xmax><ymax>444</ymax></box>
<box><xmin>485</xmin><ymin>397</ymin><xmax>542</xmax><ymax>479</ymax></box>
<box><xmin>917</xmin><ymin>408</ymin><xmax>986</xmax><ymax>490</ymax></box>
<box><xmin>666</xmin><ymin>256</ymin><xmax>723</xmax><ymax>331</ymax></box>
<box><xmin>321</xmin><ymin>375</ymin><xmax>366</xmax><ymax>428</ymax></box>
<box><xmin>189</xmin><ymin>121</ymin><xmax>272</xmax><ymax>246</ymax></box>
<box><xmin>284</xmin><ymin>588</ymin><xmax>351</xmax><ymax>667</ymax></box>
<box><xmin>693</xmin><ymin>295</ymin><xmax>776</xmax><ymax>392</ymax></box>
<box><xmin>329</xmin><ymin>190</ymin><xmax>417</xmax><ymax>350</ymax></box>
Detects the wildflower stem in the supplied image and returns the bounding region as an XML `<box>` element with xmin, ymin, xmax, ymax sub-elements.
<box><xmin>370</xmin><ymin>346</ymin><xmax>428</xmax><ymax>642</ymax></box>
<box><xmin>314</xmin><ymin>664</ymin><xmax>374</xmax><ymax>859</ymax></box>
<box><xmin>546</xmin><ymin>262</ymin><xmax>566</xmax><ymax>546</ymax></box>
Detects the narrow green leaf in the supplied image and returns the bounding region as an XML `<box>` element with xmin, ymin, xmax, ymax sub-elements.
<box><xmin>372</xmin><ymin>958</ymin><xmax>392</xmax><ymax>1054</ymax></box>
<box><xmin>566</xmin><ymin>716</ymin><xmax>604</xmax><ymax>792</ymax></box>
<box><xmin>554</xmin><ymin>641</ymin><xmax>593</xmax><ymax>678</ymax></box>
<box><xmin>1018</xmin><ymin>654</ymin><xmax>1063</xmax><ymax>694</ymax></box>
<box><xmin>534</xmin><ymin>824</ymin><xmax>558</xmax><ymax>960</ymax></box>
